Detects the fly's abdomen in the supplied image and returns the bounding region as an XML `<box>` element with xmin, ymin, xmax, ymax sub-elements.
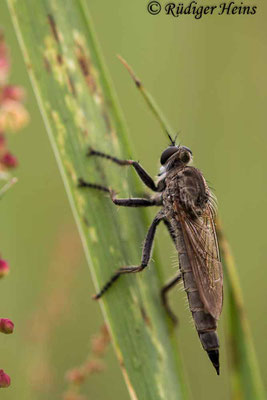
<box><xmin>175</xmin><ymin>224</ymin><xmax>220</xmax><ymax>374</ymax></box>
<box><xmin>181</xmin><ymin>260</ymin><xmax>218</xmax><ymax>333</ymax></box>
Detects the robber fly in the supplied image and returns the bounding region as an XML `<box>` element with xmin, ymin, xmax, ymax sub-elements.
<box><xmin>78</xmin><ymin>135</ymin><xmax>223</xmax><ymax>375</ymax></box>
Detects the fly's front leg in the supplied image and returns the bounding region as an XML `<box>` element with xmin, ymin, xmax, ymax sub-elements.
<box><xmin>78</xmin><ymin>178</ymin><xmax>162</xmax><ymax>207</ymax></box>
<box><xmin>161</xmin><ymin>274</ymin><xmax>182</xmax><ymax>325</ymax></box>
<box><xmin>93</xmin><ymin>213</ymin><xmax>163</xmax><ymax>299</ymax></box>
<box><xmin>87</xmin><ymin>148</ymin><xmax>159</xmax><ymax>192</ymax></box>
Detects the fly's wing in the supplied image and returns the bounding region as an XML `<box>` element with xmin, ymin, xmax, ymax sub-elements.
<box><xmin>179</xmin><ymin>206</ymin><xmax>223</xmax><ymax>320</ymax></box>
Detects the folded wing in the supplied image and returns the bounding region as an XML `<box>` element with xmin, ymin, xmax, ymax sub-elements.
<box><xmin>179</xmin><ymin>206</ymin><xmax>223</xmax><ymax>320</ymax></box>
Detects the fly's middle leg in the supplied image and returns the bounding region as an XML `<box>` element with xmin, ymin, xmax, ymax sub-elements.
<box><xmin>78</xmin><ymin>178</ymin><xmax>162</xmax><ymax>207</ymax></box>
<box><xmin>78</xmin><ymin>179</ymin><xmax>110</xmax><ymax>193</ymax></box>
<box><xmin>93</xmin><ymin>213</ymin><xmax>163</xmax><ymax>299</ymax></box>
<box><xmin>110</xmin><ymin>190</ymin><xmax>162</xmax><ymax>207</ymax></box>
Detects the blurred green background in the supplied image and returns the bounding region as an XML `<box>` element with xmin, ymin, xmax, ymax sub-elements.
<box><xmin>0</xmin><ymin>0</ymin><xmax>266</xmax><ymax>399</ymax></box>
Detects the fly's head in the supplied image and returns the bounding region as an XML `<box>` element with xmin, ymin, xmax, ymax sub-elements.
<box><xmin>159</xmin><ymin>145</ymin><xmax>193</xmax><ymax>174</ymax></box>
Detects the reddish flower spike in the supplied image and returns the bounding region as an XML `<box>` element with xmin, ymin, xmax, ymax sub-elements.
<box><xmin>0</xmin><ymin>134</ymin><xmax>5</xmax><ymax>149</ymax></box>
<box><xmin>2</xmin><ymin>86</ymin><xmax>25</xmax><ymax>102</ymax></box>
<box><xmin>0</xmin><ymin>319</ymin><xmax>14</xmax><ymax>334</ymax></box>
<box><xmin>1</xmin><ymin>152</ymin><xmax>18</xmax><ymax>168</ymax></box>
<box><xmin>0</xmin><ymin>259</ymin><xmax>9</xmax><ymax>278</ymax></box>
<box><xmin>0</xmin><ymin>370</ymin><xmax>10</xmax><ymax>388</ymax></box>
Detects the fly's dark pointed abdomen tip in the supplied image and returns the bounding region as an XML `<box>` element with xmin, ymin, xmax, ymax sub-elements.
<box><xmin>207</xmin><ymin>349</ymin><xmax>220</xmax><ymax>375</ymax></box>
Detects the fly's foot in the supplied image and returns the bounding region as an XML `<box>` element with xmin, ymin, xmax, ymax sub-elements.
<box><xmin>77</xmin><ymin>178</ymin><xmax>110</xmax><ymax>194</ymax></box>
<box><xmin>166</xmin><ymin>310</ymin><xmax>179</xmax><ymax>327</ymax></box>
<box><xmin>87</xmin><ymin>146</ymin><xmax>96</xmax><ymax>157</ymax></box>
<box><xmin>78</xmin><ymin>177</ymin><xmax>88</xmax><ymax>188</ymax></box>
<box><xmin>160</xmin><ymin>273</ymin><xmax>182</xmax><ymax>327</ymax></box>
<box><xmin>161</xmin><ymin>297</ymin><xmax>179</xmax><ymax>327</ymax></box>
<box><xmin>109</xmin><ymin>188</ymin><xmax>118</xmax><ymax>202</ymax></box>
<box><xmin>86</xmin><ymin>146</ymin><xmax>133</xmax><ymax>166</ymax></box>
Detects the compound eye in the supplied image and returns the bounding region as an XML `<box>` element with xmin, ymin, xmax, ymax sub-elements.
<box><xmin>160</xmin><ymin>147</ymin><xmax>178</xmax><ymax>165</ymax></box>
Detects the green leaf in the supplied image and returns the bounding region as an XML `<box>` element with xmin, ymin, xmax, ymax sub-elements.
<box><xmin>7</xmin><ymin>1</ymin><xmax>187</xmax><ymax>399</ymax></box>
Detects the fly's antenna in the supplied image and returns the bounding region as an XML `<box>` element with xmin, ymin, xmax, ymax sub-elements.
<box><xmin>166</xmin><ymin>130</ymin><xmax>175</xmax><ymax>146</ymax></box>
<box><xmin>117</xmin><ymin>55</ymin><xmax>176</xmax><ymax>146</ymax></box>
<box><xmin>166</xmin><ymin>131</ymin><xmax>180</xmax><ymax>146</ymax></box>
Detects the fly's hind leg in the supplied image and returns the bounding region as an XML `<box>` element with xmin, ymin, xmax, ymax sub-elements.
<box><xmin>161</xmin><ymin>219</ymin><xmax>182</xmax><ymax>325</ymax></box>
<box><xmin>93</xmin><ymin>212</ymin><xmax>163</xmax><ymax>299</ymax></box>
<box><xmin>161</xmin><ymin>274</ymin><xmax>182</xmax><ymax>325</ymax></box>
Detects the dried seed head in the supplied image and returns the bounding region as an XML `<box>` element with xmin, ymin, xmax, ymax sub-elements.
<box><xmin>100</xmin><ymin>323</ymin><xmax>110</xmax><ymax>340</ymax></box>
<box><xmin>0</xmin><ymin>319</ymin><xmax>14</xmax><ymax>334</ymax></box>
<box><xmin>84</xmin><ymin>359</ymin><xmax>105</xmax><ymax>374</ymax></box>
<box><xmin>0</xmin><ymin>100</ymin><xmax>29</xmax><ymax>132</ymax></box>
<box><xmin>65</xmin><ymin>368</ymin><xmax>85</xmax><ymax>384</ymax></box>
<box><xmin>0</xmin><ymin>370</ymin><xmax>10</xmax><ymax>388</ymax></box>
<box><xmin>0</xmin><ymin>259</ymin><xmax>9</xmax><ymax>278</ymax></box>
<box><xmin>63</xmin><ymin>392</ymin><xmax>87</xmax><ymax>400</ymax></box>
<box><xmin>91</xmin><ymin>324</ymin><xmax>110</xmax><ymax>356</ymax></box>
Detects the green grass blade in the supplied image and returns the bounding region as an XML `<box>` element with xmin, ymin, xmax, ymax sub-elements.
<box><xmin>117</xmin><ymin>55</ymin><xmax>174</xmax><ymax>140</ymax></box>
<box><xmin>217</xmin><ymin>221</ymin><xmax>265</xmax><ymax>399</ymax></box>
<box><xmin>7</xmin><ymin>1</ymin><xmax>187</xmax><ymax>399</ymax></box>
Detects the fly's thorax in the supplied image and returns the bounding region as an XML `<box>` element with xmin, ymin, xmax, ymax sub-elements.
<box><xmin>163</xmin><ymin>165</ymin><xmax>210</xmax><ymax>220</ymax></box>
<box><xmin>162</xmin><ymin>167</ymin><xmax>182</xmax><ymax>210</ymax></box>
